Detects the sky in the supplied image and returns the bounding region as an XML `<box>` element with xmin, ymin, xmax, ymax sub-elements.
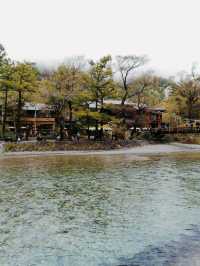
<box><xmin>1</xmin><ymin>0</ymin><xmax>200</xmax><ymax>76</ymax></box>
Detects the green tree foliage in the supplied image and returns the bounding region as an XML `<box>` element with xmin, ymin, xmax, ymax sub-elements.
<box><xmin>0</xmin><ymin>45</ymin><xmax>15</xmax><ymax>138</ymax></box>
<box><xmin>2</xmin><ymin>43</ymin><xmax>199</xmax><ymax>141</ymax></box>
<box><xmin>88</xmin><ymin>55</ymin><xmax>115</xmax><ymax>109</ymax></box>
<box><xmin>41</xmin><ymin>62</ymin><xmax>85</xmax><ymax>139</ymax></box>
<box><xmin>0</xmin><ymin>61</ymin><xmax>15</xmax><ymax>138</ymax></box>
<box><xmin>11</xmin><ymin>62</ymin><xmax>38</xmax><ymax>137</ymax></box>
<box><xmin>86</xmin><ymin>56</ymin><xmax>116</xmax><ymax>138</ymax></box>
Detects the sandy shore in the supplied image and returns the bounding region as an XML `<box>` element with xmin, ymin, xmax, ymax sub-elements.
<box><xmin>1</xmin><ymin>142</ymin><xmax>200</xmax><ymax>158</ymax></box>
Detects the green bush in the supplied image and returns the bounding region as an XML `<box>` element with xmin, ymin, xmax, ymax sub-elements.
<box><xmin>0</xmin><ymin>131</ymin><xmax>16</xmax><ymax>141</ymax></box>
<box><xmin>4</xmin><ymin>142</ymin><xmax>56</xmax><ymax>152</ymax></box>
<box><xmin>141</xmin><ymin>131</ymin><xmax>153</xmax><ymax>141</ymax></box>
<box><xmin>141</xmin><ymin>131</ymin><xmax>174</xmax><ymax>143</ymax></box>
<box><xmin>4</xmin><ymin>143</ymin><xmax>17</xmax><ymax>152</ymax></box>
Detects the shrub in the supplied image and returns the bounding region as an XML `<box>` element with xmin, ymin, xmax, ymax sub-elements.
<box><xmin>4</xmin><ymin>142</ymin><xmax>56</xmax><ymax>152</ymax></box>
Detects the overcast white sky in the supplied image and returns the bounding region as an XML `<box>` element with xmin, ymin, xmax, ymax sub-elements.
<box><xmin>1</xmin><ymin>0</ymin><xmax>200</xmax><ymax>76</ymax></box>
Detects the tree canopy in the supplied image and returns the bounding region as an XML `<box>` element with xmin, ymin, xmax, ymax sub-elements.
<box><xmin>1</xmin><ymin>42</ymin><xmax>200</xmax><ymax>139</ymax></box>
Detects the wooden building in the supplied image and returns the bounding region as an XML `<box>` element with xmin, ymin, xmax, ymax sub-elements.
<box><xmin>21</xmin><ymin>103</ymin><xmax>56</xmax><ymax>136</ymax></box>
<box><xmin>99</xmin><ymin>100</ymin><xmax>165</xmax><ymax>129</ymax></box>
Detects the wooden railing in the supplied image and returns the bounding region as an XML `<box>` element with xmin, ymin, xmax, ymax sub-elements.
<box><xmin>150</xmin><ymin>127</ymin><xmax>200</xmax><ymax>134</ymax></box>
<box><xmin>23</xmin><ymin>117</ymin><xmax>55</xmax><ymax>123</ymax></box>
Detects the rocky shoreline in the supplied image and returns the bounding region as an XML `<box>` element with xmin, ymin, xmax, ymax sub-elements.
<box><xmin>2</xmin><ymin>139</ymin><xmax>147</xmax><ymax>153</ymax></box>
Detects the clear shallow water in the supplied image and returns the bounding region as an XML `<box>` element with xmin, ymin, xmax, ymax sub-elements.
<box><xmin>0</xmin><ymin>153</ymin><xmax>200</xmax><ymax>265</ymax></box>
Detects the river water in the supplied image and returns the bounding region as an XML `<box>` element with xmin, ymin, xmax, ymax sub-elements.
<box><xmin>0</xmin><ymin>152</ymin><xmax>200</xmax><ymax>265</ymax></box>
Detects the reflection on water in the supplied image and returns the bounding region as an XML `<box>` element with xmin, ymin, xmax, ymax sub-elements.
<box><xmin>110</xmin><ymin>225</ymin><xmax>200</xmax><ymax>266</ymax></box>
<box><xmin>0</xmin><ymin>153</ymin><xmax>200</xmax><ymax>265</ymax></box>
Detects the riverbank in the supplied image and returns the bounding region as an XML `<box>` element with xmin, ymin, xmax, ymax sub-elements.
<box><xmin>2</xmin><ymin>132</ymin><xmax>200</xmax><ymax>154</ymax></box>
<box><xmin>2</xmin><ymin>139</ymin><xmax>147</xmax><ymax>153</ymax></box>
<box><xmin>1</xmin><ymin>142</ymin><xmax>200</xmax><ymax>158</ymax></box>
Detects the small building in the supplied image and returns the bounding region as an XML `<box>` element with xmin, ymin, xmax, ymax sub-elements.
<box><xmin>2</xmin><ymin>102</ymin><xmax>56</xmax><ymax>137</ymax></box>
<box><xmin>21</xmin><ymin>103</ymin><xmax>56</xmax><ymax>136</ymax></box>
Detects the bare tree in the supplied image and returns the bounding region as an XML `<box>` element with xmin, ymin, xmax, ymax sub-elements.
<box><xmin>0</xmin><ymin>44</ymin><xmax>6</xmax><ymax>66</ymax></box>
<box><xmin>115</xmin><ymin>55</ymin><xmax>148</xmax><ymax>105</ymax></box>
<box><xmin>129</xmin><ymin>74</ymin><xmax>168</xmax><ymax>108</ymax></box>
<box><xmin>63</xmin><ymin>56</ymin><xmax>87</xmax><ymax>71</ymax></box>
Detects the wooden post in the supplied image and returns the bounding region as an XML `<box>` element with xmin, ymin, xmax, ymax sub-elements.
<box><xmin>34</xmin><ymin>106</ymin><xmax>37</xmax><ymax>136</ymax></box>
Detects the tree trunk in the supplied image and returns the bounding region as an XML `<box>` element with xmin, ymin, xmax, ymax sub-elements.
<box><xmin>68</xmin><ymin>101</ymin><xmax>72</xmax><ymax>123</ymax></box>
<box><xmin>2</xmin><ymin>88</ymin><xmax>8</xmax><ymax>139</ymax></box>
<box><xmin>87</xmin><ymin>114</ymin><xmax>90</xmax><ymax>140</ymax></box>
<box><xmin>188</xmin><ymin>102</ymin><xmax>193</xmax><ymax>119</ymax></box>
<box><xmin>121</xmin><ymin>91</ymin><xmax>128</xmax><ymax>106</ymax></box>
<box><xmin>100</xmin><ymin>98</ymin><xmax>104</xmax><ymax>140</ymax></box>
<box><xmin>59</xmin><ymin>117</ymin><xmax>64</xmax><ymax>140</ymax></box>
<box><xmin>16</xmin><ymin>90</ymin><xmax>22</xmax><ymax>140</ymax></box>
<box><xmin>68</xmin><ymin>101</ymin><xmax>73</xmax><ymax>138</ymax></box>
<box><xmin>95</xmin><ymin>100</ymin><xmax>98</xmax><ymax>140</ymax></box>
<box><xmin>137</xmin><ymin>94</ymin><xmax>141</xmax><ymax>110</ymax></box>
<box><xmin>121</xmin><ymin>91</ymin><xmax>128</xmax><ymax>126</ymax></box>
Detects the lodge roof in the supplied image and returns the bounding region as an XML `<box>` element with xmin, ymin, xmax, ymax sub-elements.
<box><xmin>89</xmin><ymin>100</ymin><xmax>165</xmax><ymax>112</ymax></box>
<box><xmin>88</xmin><ymin>99</ymin><xmax>144</xmax><ymax>109</ymax></box>
<box><xmin>22</xmin><ymin>101</ymin><xmax>165</xmax><ymax>113</ymax></box>
<box><xmin>22</xmin><ymin>102</ymin><xmax>50</xmax><ymax>111</ymax></box>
